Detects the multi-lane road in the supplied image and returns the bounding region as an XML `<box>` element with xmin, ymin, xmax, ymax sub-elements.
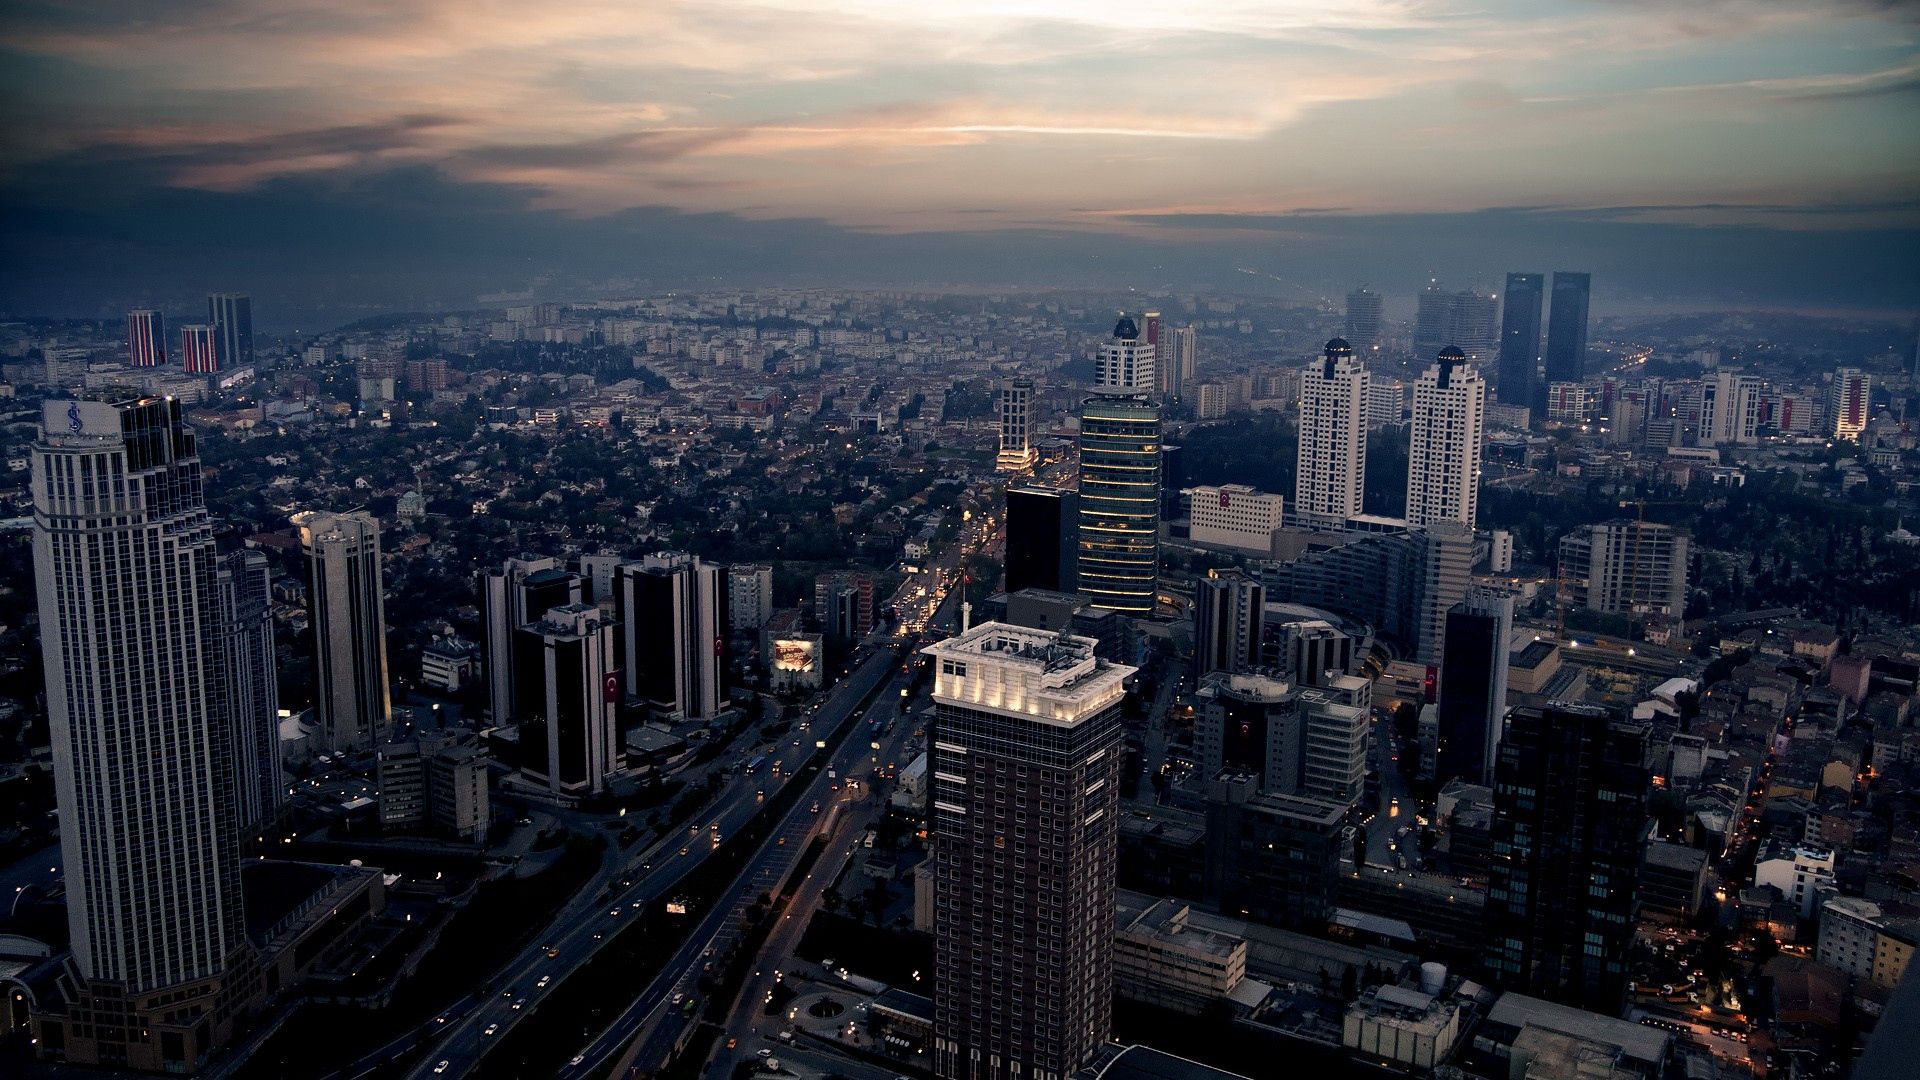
<box><xmin>406</xmin><ymin>642</ymin><xmax>905</xmax><ymax>1080</ymax></box>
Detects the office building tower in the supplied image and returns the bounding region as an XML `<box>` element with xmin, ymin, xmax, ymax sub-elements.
<box><xmin>1484</xmin><ymin>704</ymin><xmax>1650</xmax><ymax>1012</ymax></box>
<box><xmin>1185</xmin><ymin>483</ymin><xmax>1284</xmax><ymax>556</ymax></box>
<box><xmin>513</xmin><ymin>604</ymin><xmax>624</xmax><ymax>796</ymax></box>
<box><xmin>1489</xmin><ymin>529</ymin><xmax>1515</xmax><ymax>573</ymax></box>
<box><xmin>377</xmin><ymin>730</ymin><xmax>492</xmax><ymax>840</ymax></box>
<box><xmin>1496</xmin><ymin>272</ymin><xmax>1544</xmax><ymax>408</ymax></box>
<box><xmin>1160</xmin><ymin>324</ymin><xmax>1196</xmax><ymax>399</ymax></box>
<box><xmin>1367</xmin><ymin>379</ymin><xmax>1405</xmax><ymax>429</ymax></box>
<box><xmin>217</xmin><ymin>549</ymin><xmax>283</xmax><ymax>839</ymax></box>
<box><xmin>480</xmin><ymin>556</ymin><xmax>580</xmax><ymax>723</ymax></box>
<box><xmin>1344</xmin><ymin>288</ymin><xmax>1383</xmax><ymax>352</ymax></box>
<box><xmin>1542</xmin><ymin>272</ymin><xmax>1591</xmax><ymax>393</ymax></box>
<box><xmin>925</xmin><ymin>623</ymin><xmax>1133</xmax><ymax>1080</ymax></box>
<box><xmin>1702</xmin><ymin>371</ymin><xmax>1764</xmax><ymax>445</ymax></box>
<box><xmin>1413</xmin><ymin>280</ymin><xmax>1451</xmax><ymax>361</ymax></box>
<box><xmin>1193</xmin><ymin>672</ymin><xmax>1370</xmax><ymax>806</ymax></box>
<box><xmin>31</xmin><ymin>398</ymin><xmax>248</xmax><ymax>1071</ymax></box>
<box><xmin>1545</xmin><ymin>382</ymin><xmax>1589</xmax><ymax>424</ymax></box>
<box><xmin>814</xmin><ymin>571</ymin><xmax>875</xmax><ymax>640</ymax></box>
<box><xmin>1448</xmin><ymin>289</ymin><xmax>1499</xmax><ymax>364</ymax></box>
<box><xmin>727</xmin><ymin>564</ymin><xmax>775</xmax><ymax>630</ymax></box>
<box><xmin>207</xmin><ymin>293</ymin><xmax>254</xmax><ymax>370</ymax></box>
<box><xmin>1005</xmin><ymin>485</ymin><xmax>1076</xmax><ymax>594</ymax></box>
<box><xmin>1095</xmin><ymin>313</ymin><xmax>1156</xmax><ymax>392</ymax></box>
<box><xmin>1076</xmin><ymin>393</ymin><xmax>1162</xmax><ymax>614</ymax></box>
<box><xmin>181</xmin><ymin>323</ymin><xmax>219</xmax><ymax>374</ymax></box>
<box><xmin>1192</xmin><ymin>570</ymin><xmax>1264</xmax><ymax>678</ymax></box>
<box><xmin>1263</xmin><ymin>613</ymin><xmax>1355</xmax><ymax>687</ymax></box>
<box><xmin>1294</xmin><ymin>339</ymin><xmax>1369</xmax><ymax>528</ymax></box>
<box><xmin>1405</xmin><ymin>346</ymin><xmax>1486</xmax><ymax>529</ymax></box>
<box><xmin>1263</xmin><ymin>519</ymin><xmax>1471</xmax><ymax>665</ymax></box>
<box><xmin>1557</xmin><ymin>520</ymin><xmax>1690</xmax><ymax>619</ymax></box>
<box><xmin>1434</xmin><ymin>588</ymin><xmax>1513</xmax><ymax>787</ymax></box>
<box><xmin>293</xmin><ymin>510</ymin><xmax>392</xmax><ymax>752</ymax></box>
<box><xmin>127</xmin><ymin>309</ymin><xmax>167</xmax><ymax>368</ymax></box>
<box><xmin>617</xmin><ymin>552</ymin><xmax>728</xmax><ymax>719</ymax></box>
<box><xmin>1078</xmin><ymin>320</ymin><xmax>1162</xmax><ymax>615</ymax></box>
<box><xmin>1829</xmin><ymin>367</ymin><xmax>1871</xmax><ymax>440</ymax></box>
<box><xmin>1202</xmin><ymin>774</ymin><xmax>1348</xmax><ymax>930</ymax></box>
<box><xmin>996</xmin><ymin>378</ymin><xmax>1039</xmax><ymax>473</ymax></box>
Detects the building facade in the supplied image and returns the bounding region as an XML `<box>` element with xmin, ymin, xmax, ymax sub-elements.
<box><xmin>514</xmin><ymin>603</ymin><xmax>624</xmax><ymax>796</ymax></box>
<box><xmin>1185</xmin><ymin>483</ymin><xmax>1283</xmax><ymax>555</ymax></box>
<box><xmin>1192</xmin><ymin>571</ymin><xmax>1264</xmax><ymax>679</ymax></box>
<box><xmin>207</xmin><ymin>293</ymin><xmax>254</xmax><ymax>371</ymax></box>
<box><xmin>480</xmin><ymin>555</ymin><xmax>578</xmax><ymax>723</ymax></box>
<box><xmin>1294</xmin><ymin>339</ymin><xmax>1369</xmax><ymax>528</ymax></box>
<box><xmin>1404</xmin><ymin>347</ymin><xmax>1485</xmax><ymax>530</ymax></box>
<box><xmin>1076</xmin><ymin>390</ymin><xmax>1162</xmax><ymax>615</ymax></box>
<box><xmin>1434</xmin><ymin>588</ymin><xmax>1512</xmax><ymax>788</ymax></box>
<box><xmin>1496</xmin><ymin>272</ymin><xmax>1544</xmax><ymax>409</ymax></box>
<box><xmin>1542</xmin><ymin>272</ymin><xmax>1591</xmax><ymax>395</ymax></box>
<box><xmin>293</xmin><ymin>509</ymin><xmax>392</xmax><ymax>752</ymax></box>
<box><xmin>996</xmin><ymin>378</ymin><xmax>1038</xmax><ymax>474</ymax></box>
<box><xmin>127</xmin><ymin>309</ymin><xmax>167</xmax><ymax>368</ymax></box>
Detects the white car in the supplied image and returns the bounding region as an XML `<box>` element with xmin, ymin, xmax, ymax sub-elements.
<box><xmin>483</xmin><ymin>1023</ymin><xmax>499</xmax><ymax>1036</ymax></box>
<box><xmin>433</xmin><ymin>1062</ymin><xmax>450</xmax><ymax>1075</ymax></box>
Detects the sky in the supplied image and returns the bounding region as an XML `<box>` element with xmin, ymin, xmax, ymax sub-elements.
<box><xmin>2</xmin><ymin>1</ymin><xmax>1916</xmax><ymax>326</ymax></box>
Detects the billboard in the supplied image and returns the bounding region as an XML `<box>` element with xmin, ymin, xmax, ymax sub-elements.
<box><xmin>772</xmin><ymin>638</ymin><xmax>818</xmax><ymax>673</ymax></box>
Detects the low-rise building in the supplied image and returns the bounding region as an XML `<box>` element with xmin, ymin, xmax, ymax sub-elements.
<box><xmin>1342</xmin><ymin>984</ymin><xmax>1463</xmax><ymax>1070</ymax></box>
<box><xmin>1114</xmin><ymin>899</ymin><xmax>1249</xmax><ymax>1015</ymax></box>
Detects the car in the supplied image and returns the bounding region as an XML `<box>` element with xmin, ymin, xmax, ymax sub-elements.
<box><xmin>680</xmin><ymin>846</ymin><xmax>690</xmax><ymax>856</ymax></box>
<box><xmin>592</xmin><ymin>932</ymin><xmax>603</xmax><ymax>940</ymax></box>
<box><xmin>483</xmin><ymin>1024</ymin><xmax>499</xmax><ymax>1037</ymax></box>
<box><xmin>511</xmin><ymin>998</ymin><xmax>525</xmax><ymax>1010</ymax></box>
<box><xmin>502</xmin><ymin>988</ymin><xmax>515</xmax><ymax>997</ymax></box>
<box><xmin>726</xmin><ymin>1037</ymin><xmax>738</xmax><ymax>1050</ymax></box>
<box><xmin>569</xmin><ymin>1055</ymin><xmax>585</xmax><ymax>1067</ymax></box>
<box><xmin>758</xmin><ymin>1049</ymin><xmax>774</xmax><ymax>1058</ymax></box>
<box><xmin>434</xmin><ymin>1061</ymin><xmax>451</xmax><ymax>1074</ymax></box>
<box><xmin>537</xmin><ymin>975</ymin><xmax>551</xmax><ymax>988</ymax></box>
<box><xmin>609</xmin><ymin>908</ymin><xmax>621</xmax><ymax>917</ymax></box>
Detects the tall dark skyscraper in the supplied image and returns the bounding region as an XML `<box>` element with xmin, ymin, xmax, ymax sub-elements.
<box><xmin>480</xmin><ymin>556</ymin><xmax>581</xmax><ymax>723</ymax></box>
<box><xmin>1344</xmin><ymin>287</ymin><xmax>1383</xmax><ymax>352</ymax></box>
<box><xmin>925</xmin><ymin>623</ymin><xmax>1132</xmax><ymax>1080</ymax></box>
<box><xmin>1542</xmin><ymin>271</ymin><xmax>1591</xmax><ymax>393</ymax></box>
<box><xmin>127</xmin><ymin>308</ymin><xmax>167</xmax><ymax>368</ymax></box>
<box><xmin>1485</xmin><ymin>703</ymin><xmax>1649</xmax><ymax>1013</ymax></box>
<box><xmin>615</xmin><ymin>552</ymin><xmax>728</xmax><ymax>719</ymax></box>
<box><xmin>1192</xmin><ymin>569</ymin><xmax>1264</xmax><ymax>678</ymax></box>
<box><xmin>293</xmin><ymin>509</ymin><xmax>392</xmax><ymax>752</ymax></box>
<box><xmin>1496</xmin><ymin>272</ymin><xmax>1544</xmax><ymax>407</ymax></box>
<box><xmin>1005</xmin><ymin>484</ymin><xmax>1076</xmax><ymax>593</ymax></box>
<box><xmin>1434</xmin><ymin>588</ymin><xmax>1512</xmax><ymax>787</ymax></box>
<box><xmin>31</xmin><ymin>398</ymin><xmax>251</xmax><ymax>1071</ymax></box>
<box><xmin>218</xmin><ymin>548</ymin><xmax>284</xmax><ymax>840</ymax></box>
<box><xmin>207</xmin><ymin>293</ymin><xmax>254</xmax><ymax>370</ymax></box>
<box><xmin>513</xmin><ymin>603</ymin><xmax>624</xmax><ymax>796</ymax></box>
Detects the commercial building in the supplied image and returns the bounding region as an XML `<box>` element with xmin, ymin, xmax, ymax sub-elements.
<box><xmin>1829</xmin><ymin>367</ymin><xmax>1871</xmax><ymax>441</ymax></box>
<box><xmin>181</xmin><ymin>323</ymin><xmax>220</xmax><ymax>374</ymax></box>
<box><xmin>207</xmin><ymin>293</ymin><xmax>254</xmax><ymax>371</ymax></box>
<box><xmin>1161</xmin><ymin>324</ymin><xmax>1197</xmax><ymax>399</ymax></box>
<box><xmin>30</xmin><ymin>398</ymin><xmax>251</xmax><ymax>1072</ymax></box>
<box><xmin>1114</xmin><ymin>899</ymin><xmax>1250</xmax><ymax>1016</ymax></box>
<box><xmin>480</xmin><ymin>556</ymin><xmax>580</xmax><ymax>723</ymax></box>
<box><xmin>1342</xmin><ymin>984</ymin><xmax>1463</xmax><ymax>1070</ymax></box>
<box><xmin>1192</xmin><ymin>571</ymin><xmax>1264</xmax><ymax>679</ymax></box>
<box><xmin>1344</xmin><ymin>287</ymin><xmax>1383</xmax><ymax>352</ymax></box>
<box><xmin>1404</xmin><ymin>346</ymin><xmax>1485</xmax><ymax>529</ymax></box>
<box><xmin>1185</xmin><ymin>483</ymin><xmax>1284</xmax><ymax>555</ymax></box>
<box><xmin>217</xmin><ymin>549</ymin><xmax>283</xmax><ymax>839</ymax></box>
<box><xmin>1640</xmin><ymin>840</ymin><xmax>1709</xmax><ymax>922</ymax></box>
<box><xmin>1434</xmin><ymin>588</ymin><xmax>1512</xmax><ymax>788</ymax></box>
<box><xmin>1557</xmin><ymin>520</ymin><xmax>1690</xmax><ymax>619</ymax></box>
<box><xmin>1366</xmin><ymin>379</ymin><xmax>1405</xmax><ymax>429</ymax></box>
<box><xmin>377</xmin><ymin>732</ymin><xmax>492</xmax><ymax>841</ymax></box>
<box><xmin>727</xmin><ymin>564</ymin><xmax>775</xmax><ymax>631</ymax></box>
<box><xmin>925</xmin><ymin>623</ymin><xmax>1133</xmax><ymax>1080</ymax></box>
<box><xmin>1294</xmin><ymin>339</ymin><xmax>1368</xmax><ymax>528</ymax></box>
<box><xmin>1472</xmin><ymin>993</ymin><xmax>1671</xmax><ymax>1080</ymax></box>
<box><xmin>1542</xmin><ymin>271</ymin><xmax>1591</xmax><ymax>394</ymax></box>
<box><xmin>996</xmin><ymin>378</ymin><xmax>1038</xmax><ymax>474</ymax></box>
<box><xmin>1447</xmin><ymin>289</ymin><xmax>1499</xmax><ymax>364</ymax></box>
<box><xmin>293</xmin><ymin>509</ymin><xmax>392</xmax><ymax>752</ymax></box>
<box><xmin>1005</xmin><ymin>485</ymin><xmax>1076</xmax><ymax>594</ymax></box>
<box><xmin>1096</xmin><ymin>313</ymin><xmax>1156</xmax><ymax>392</ymax></box>
<box><xmin>1703</xmin><ymin>370</ymin><xmax>1764</xmax><ymax>445</ymax></box>
<box><xmin>1819</xmin><ymin>897</ymin><xmax>1920</xmax><ymax>991</ymax></box>
<box><xmin>1202</xmin><ymin>772</ymin><xmax>1349</xmax><ymax>930</ymax></box>
<box><xmin>815</xmin><ymin>570</ymin><xmax>875</xmax><ymax>642</ymax></box>
<box><xmin>127</xmin><ymin>309</ymin><xmax>167</xmax><ymax>367</ymax></box>
<box><xmin>620</xmin><ymin>552</ymin><xmax>729</xmax><ymax>719</ymax></box>
<box><xmin>1484</xmin><ymin>704</ymin><xmax>1650</xmax><ymax>1012</ymax></box>
<box><xmin>514</xmin><ymin>603</ymin><xmax>625</xmax><ymax>797</ymax></box>
<box><xmin>1077</xmin><ymin>359</ymin><xmax>1162</xmax><ymax>614</ymax></box>
<box><xmin>1193</xmin><ymin>672</ymin><xmax>1369</xmax><ymax>806</ymax></box>
<box><xmin>1413</xmin><ymin>281</ymin><xmax>1452</xmax><ymax>362</ymax></box>
<box><xmin>1263</xmin><ymin>520</ymin><xmax>1472</xmax><ymax>665</ymax></box>
<box><xmin>1497</xmin><ymin>272</ymin><xmax>1545</xmax><ymax>409</ymax></box>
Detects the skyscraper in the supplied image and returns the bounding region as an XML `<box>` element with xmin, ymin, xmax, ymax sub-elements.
<box><xmin>1829</xmin><ymin>366</ymin><xmax>1871</xmax><ymax>440</ymax></box>
<box><xmin>1293</xmin><ymin>338</ymin><xmax>1369</xmax><ymax>528</ymax></box>
<box><xmin>1077</xmin><ymin>314</ymin><xmax>1162</xmax><ymax>614</ymax></box>
<box><xmin>1703</xmin><ymin>370</ymin><xmax>1764</xmax><ymax>445</ymax></box>
<box><xmin>926</xmin><ymin>623</ymin><xmax>1132</xmax><ymax>1080</ymax></box>
<box><xmin>1496</xmin><ymin>272</ymin><xmax>1544</xmax><ymax>408</ymax></box>
<box><xmin>1094</xmin><ymin>313</ymin><xmax>1156</xmax><ymax>392</ymax></box>
<box><xmin>1447</xmin><ymin>289</ymin><xmax>1499</xmax><ymax>364</ymax></box>
<box><xmin>1192</xmin><ymin>569</ymin><xmax>1264</xmax><ymax>678</ymax></box>
<box><xmin>294</xmin><ymin>509</ymin><xmax>392</xmax><ymax>752</ymax></box>
<box><xmin>1413</xmin><ymin>280</ymin><xmax>1451</xmax><ymax>361</ymax></box>
<box><xmin>1484</xmin><ymin>704</ymin><xmax>1650</xmax><ymax>1012</ymax></box>
<box><xmin>1344</xmin><ymin>287</ymin><xmax>1383</xmax><ymax>352</ymax></box>
<box><xmin>513</xmin><ymin>603</ymin><xmax>624</xmax><ymax>796</ymax></box>
<box><xmin>1005</xmin><ymin>485</ymin><xmax>1076</xmax><ymax>594</ymax></box>
<box><xmin>1542</xmin><ymin>271</ymin><xmax>1591</xmax><ymax>392</ymax></box>
<box><xmin>1193</xmin><ymin>671</ymin><xmax>1370</xmax><ymax>807</ymax></box>
<box><xmin>1404</xmin><ymin>346</ymin><xmax>1486</xmax><ymax>529</ymax></box>
<box><xmin>616</xmin><ymin>552</ymin><xmax>728</xmax><ymax>719</ymax></box>
<box><xmin>1434</xmin><ymin>587</ymin><xmax>1512</xmax><ymax>788</ymax></box>
<box><xmin>1159</xmin><ymin>324</ymin><xmax>1196</xmax><ymax>399</ymax></box>
<box><xmin>480</xmin><ymin>555</ymin><xmax>580</xmax><ymax>723</ymax></box>
<box><xmin>31</xmin><ymin>398</ymin><xmax>248</xmax><ymax>1071</ymax></box>
<box><xmin>207</xmin><ymin>293</ymin><xmax>254</xmax><ymax>370</ymax></box>
<box><xmin>127</xmin><ymin>309</ymin><xmax>167</xmax><ymax>367</ymax></box>
<box><xmin>996</xmin><ymin>378</ymin><xmax>1038</xmax><ymax>473</ymax></box>
<box><xmin>218</xmin><ymin>548</ymin><xmax>284</xmax><ymax>840</ymax></box>
<box><xmin>181</xmin><ymin>323</ymin><xmax>220</xmax><ymax>374</ymax></box>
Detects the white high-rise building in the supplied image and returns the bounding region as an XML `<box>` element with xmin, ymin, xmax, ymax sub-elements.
<box><xmin>727</xmin><ymin>564</ymin><xmax>775</xmax><ymax>630</ymax></box>
<box><xmin>480</xmin><ymin>555</ymin><xmax>576</xmax><ymax>723</ymax></box>
<box><xmin>294</xmin><ymin>509</ymin><xmax>392</xmax><ymax>752</ymax></box>
<box><xmin>32</xmin><ymin>398</ymin><xmax>249</xmax><ymax>1070</ymax></box>
<box><xmin>1095</xmin><ymin>314</ymin><xmax>1156</xmax><ymax>392</ymax></box>
<box><xmin>1829</xmin><ymin>367</ymin><xmax>1871</xmax><ymax>441</ymax></box>
<box><xmin>1703</xmin><ymin>371</ymin><xmax>1764</xmax><ymax>445</ymax></box>
<box><xmin>1294</xmin><ymin>338</ymin><xmax>1369</xmax><ymax>528</ymax></box>
<box><xmin>1367</xmin><ymin>379</ymin><xmax>1405</xmax><ymax>429</ymax></box>
<box><xmin>996</xmin><ymin>377</ymin><xmax>1038</xmax><ymax>473</ymax></box>
<box><xmin>1405</xmin><ymin>347</ymin><xmax>1486</xmax><ymax>529</ymax></box>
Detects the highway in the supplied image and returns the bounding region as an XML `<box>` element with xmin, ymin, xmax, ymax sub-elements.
<box><xmin>406</xmin><ymin>643</ymin><xmax>904</xmax><ymax>1080</ymax></box>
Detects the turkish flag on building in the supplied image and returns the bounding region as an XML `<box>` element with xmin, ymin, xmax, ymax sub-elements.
<box><xmin>604</xmin><ymin>671</ymin><xmax>622</xmax><ymax>704</ymax></box>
